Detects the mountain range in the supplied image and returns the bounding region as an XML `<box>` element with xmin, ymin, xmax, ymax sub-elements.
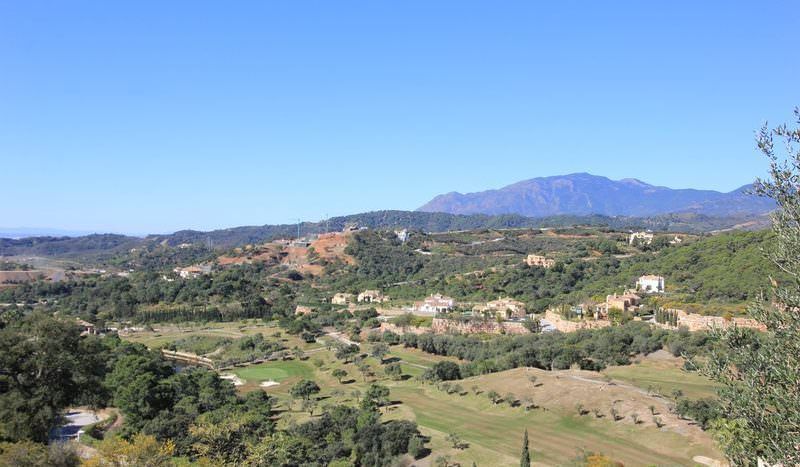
<box><xmin>0</xmin><ymin>173</ymin><xmax>776</xmax><ymax>260</ymax></box>
<box><xmin>417</xmin><ymin>173</ymin><xmax>774</xmax><ymax>217</ymax></box>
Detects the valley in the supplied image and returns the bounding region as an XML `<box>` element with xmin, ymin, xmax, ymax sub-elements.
<box><xmin>1</xmin><ymin>219</ymin><xmax>773</xmax><ymax>465</ymax></box>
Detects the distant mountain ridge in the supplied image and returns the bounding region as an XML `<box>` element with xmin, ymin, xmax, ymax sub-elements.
<box><xmin>0</xmin><ymin>210</ymin><xmax>770</xmax><ymax>261</ymax></box>
<box><xmin>417</xmin><ymin>173</ymin><xmax>774</xmax><ymax>217</ymax></box>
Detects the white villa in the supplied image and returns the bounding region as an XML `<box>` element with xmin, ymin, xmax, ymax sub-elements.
<box><xmin>414</xmin><ymin>294</ymin><xmax>455</xmax><ymax>313</ymax></box>
<box><xmin>637</xmin><ymin>275</ymin><xmax>665</xmax><ymax>293</ymax></box>
<box><xmin>358</xmin><ymin>289</ymin><xmax>388</xmax><ymax>303</ymax></box>
<box><xmin>173</xmin><ymin>264</ymin><xmax>212</xmax><ymax>279</ymax></box>
<box><xmin>331</xmin><ymin>292</ymin><xmax>354</xmax><ymax>305</ymax></box>
<box><xmin>629</xmin><ymin>231</ymin><xmax>654</xmax><ymax>245</ymax></box>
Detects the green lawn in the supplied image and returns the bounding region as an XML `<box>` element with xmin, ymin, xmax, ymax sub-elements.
<box><xmin>229</xmin><ymin>342</ymin><xmax>722</xmax><ymax>466</ymax></box>
<box><xmin>233</xmin><ymin>360</ymin><xmax>315</xmax><ymax>383</ymax></box>
<box><xmin>391</xmin><ymin>384</ymin><xmax>719</xmax><ymax>466</ymax></box>
<box><xmin>602</xmin><ymin>359</ymin><xmax>719</xmax><ymax>400</ymax></box>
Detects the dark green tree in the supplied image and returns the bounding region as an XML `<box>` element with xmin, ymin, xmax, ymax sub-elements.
<box><xmin>520</xmin><ymin>428</ymin><xmax>530</xmax><ymax>467</ymax></box>
<box><xmin>0</xmin><ymin>314</ymin><xmax>109</xmax><ymax>442</ymax></box>
<box><xmin>370</xmin><ymin>342</ymin><xmax>389</xmax><ymax>363</ymax></box>
<box><xmin>289</xmin><ymin>380</ymin><xmax>321</xmax><ymax>404</ymax></box>
<box><xmin>384</xmin><ymin>363</ymin><xmax>403</xmax><ymax>380</ymax></box>
<box><xmin>361</xmin><ymin>383</ymin><xmax>390</xmax><ymax>410</ymax></box>
<box><xmin>334</xmin><ymin>344</ymin><xmax>359</xmax><ymax>363</ymax></box>
<box><xmin>332</xmin><ymin>368</ymin><xmax>347</xmax><ymax>384</ymax></box>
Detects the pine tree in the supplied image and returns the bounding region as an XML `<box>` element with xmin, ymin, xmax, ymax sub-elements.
<box><xmin>520</xmin><ymin>428</ymin><xmax>531</xmax><ymax>467</ymax></box>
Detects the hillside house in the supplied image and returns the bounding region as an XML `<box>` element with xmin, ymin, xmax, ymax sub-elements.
<box><xmin>294</xmin><ymin>305</ymin><xmax>314</xmax><ymax>315</ymax></box>
<box><xmin>474</xmin><ymin>296</ymin><xmax>527</xmax><ymax>319</ymax></box>
<box><xmin>395</xmin><ymin>229</ymin><xmax>410</xmax><ymax>243</ymax></box>
<box><xmin>605</xmin><ymin>292</ymin><xmax>641</xmax><ymax>312</ymax></box>
<box><xmin>331</xmin><ymin>292</ymin><xmax>354</xmax><ymax>305</ymax></box>
<box><xmin>525</xmin><ymin>254</ymin><xmax>555</xmax><ymax>268</ymax></box>
<box><xmin>358</xmin><ymin>290</ymin><xmax>388</xmax><ymax>303</ymax></box>
<box><xmin>76</xmin><ymin>318</ymin><xmax>98</xmax><ymax>336</ymax></box>
<box><xmin>174</xmin><ymin>264</ymin><xmax>212</xmax><ymax>279</ymax></box>
<box><xmin>414</xmin><ymin>294</ymin><xmax>455</xmax><ymax>313</ymax></box>
<box><xmin>636</xmin><ymin>275</ymin><xmax>665</xmax><ymax>293</ymax></box>
<box><xmin>629</xmin><ymin>231</ymin><xmax>654</xmax><ymax>245</ymax></box>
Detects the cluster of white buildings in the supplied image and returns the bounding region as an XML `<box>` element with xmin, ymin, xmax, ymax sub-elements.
<box><xmin>603</xmin><ymin>274</ymin><xmax>665</xmax><ymax>314</ymax></box>
<box><xmin>413</xmin><ymin>294</ymin><xmax>456</xmax><ymax>313</ymax></box>
<box><xmin>173</xmin><ymin>264</ymin><xmax>212</xmax><ymax>279</ymax></box>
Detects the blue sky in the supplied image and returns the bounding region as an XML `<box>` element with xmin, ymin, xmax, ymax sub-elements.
<box><xmin>1</xmin><ymin>1</ymin><xmax>798</xmax><ymax>234</ymax></box>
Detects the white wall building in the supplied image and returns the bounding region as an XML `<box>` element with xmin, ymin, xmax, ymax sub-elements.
<box><xmin>637</xmin><ymin>275</ymin><xmax>665</xmax><ymax>293</ymax></box>
<box><xmin>629</xmin><ymin>231</ymin><xmax>654</xmax><ymax>245</ymax></box>
<box><xmin>414</xmin><ymin>294</ymin><xmax>455</xmax><ymax>313</ymax></box>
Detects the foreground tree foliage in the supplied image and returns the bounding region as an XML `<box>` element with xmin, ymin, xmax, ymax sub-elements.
<box><xmin>705</xmin><ymin>109</ymin><xmax>800</xmax><ymax>464</ymax></box>
<box><xmin>83</xmin><ymin>433</ymin><xmax>175</xmax><ymax>467</ymax></box>
<box><xmin>0</xmin><ymin>440</ymin><xmax>79</xmax><ymax>467</ymax></box>
<box><xmin>0</xmin><ymin>313</ymin><xmax>108</xmax><ymax>442</ymax></box>
<box><xmin>0</xmin><ymin>314</ymin><xmax>421</xmax><ymax>465</ymax></box>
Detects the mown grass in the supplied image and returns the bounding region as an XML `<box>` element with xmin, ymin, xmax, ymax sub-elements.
<box><xmin>391</xmin><ymin>383</ymin><xmax>718</xmax><ymax>466</ymax></box>
<box><xmin>233</xmin><ymin>360</ymin><xmax>315</xmax><ymax>383</ymax></box>
<box><xmin>122</xmin><ymin>323</ymin><xmax>722</xmax><ymax>465</ymax></box>
<box><xmin>602</xmin><ymin>358</ymin><xmax>719</xmax><ymax>400</ymax></box>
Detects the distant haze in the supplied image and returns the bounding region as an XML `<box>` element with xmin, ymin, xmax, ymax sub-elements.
<box><xmin>0</xmin><ymin>228</ymin><xmax>101</xmax><ymax>239</ymax></box>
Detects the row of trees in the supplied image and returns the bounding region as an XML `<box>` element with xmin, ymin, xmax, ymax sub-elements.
<box><xmin>392</xmin><ymin>320</ymin><xmax>700</xmax><ymax>375</ymax></box>
<box><xmin>654</xmin><ymin>308</ymin><xmax>679</xmax><ymax>327</ymax></box>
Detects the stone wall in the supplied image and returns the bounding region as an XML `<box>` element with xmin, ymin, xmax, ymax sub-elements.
<box><xmin>544</xmin><ymin>310</ymin><xmax>612</xmax><ymax>332</ymax></box>
<box><xmin>378</xmin><ymin>322</ymin><xmax>431</xmax><ymax>336</ymax></box>
<box><xmin>430</xmin><ymin>317</ymin><xmax>530</xmax><ymax>335</ymax></box>
<box><xmin>656</xmin><ymin>309</ymin><xmax>766</xmax><ymax>332</ymax></box>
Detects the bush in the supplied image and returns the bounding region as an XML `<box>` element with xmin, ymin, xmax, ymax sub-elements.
<box><xmin>408</xmin><ymin>435</ymin><xmax>425</xmax><ymax>459</ymax></box>
<box><xmin>675</xmin><ymin>398</ymin><xmax>721</xmax><ymax>430</ymax></box>
<box><xmin>422</xmin><ymin>361</ymin><xmax>461</xmax><ymax>382</ymax></box>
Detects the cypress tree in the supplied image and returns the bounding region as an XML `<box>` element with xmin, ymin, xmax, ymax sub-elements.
<box><xmin>520</xmin><ymin>428</ymin><xmax>530</xmax><ymax>467</ymax></box>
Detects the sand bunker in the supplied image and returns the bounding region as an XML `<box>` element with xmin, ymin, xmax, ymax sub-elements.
<box><xmin>220</xmin><ymin>374</ymin><xmax>244</xmax><ymax>386</ymax></box>
<box><xmin>260</xmin><ymin>380</ymin><xmax>280</xmax><ymax>388</ymax></box>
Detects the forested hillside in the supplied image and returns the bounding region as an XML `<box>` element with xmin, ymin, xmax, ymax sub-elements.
<box><xmin>1</xmin><ymin>211</ymin><xmax>769</xmax><ymax>261</ymax></box>
<box><xmin>324</xmin><ymin>229</ymin><xmax>778</xmax><ymax>313</ymax></box>
<box><xmin>0</xmin><ymin>226</ymin><xmax>778</xmax><ymax>327</ymax></box>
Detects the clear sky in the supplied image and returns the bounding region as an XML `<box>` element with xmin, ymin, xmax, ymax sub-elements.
<box><xmin>1</xmin><ymin>1</ymin><xmax>798</xmax><ymax>235</ymax></box>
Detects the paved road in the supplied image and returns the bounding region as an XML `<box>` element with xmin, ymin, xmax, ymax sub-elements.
<box><xmin>51</xmin><ymin>410</ymin><xmax>104</xmax><ymax>441</ymax></box>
